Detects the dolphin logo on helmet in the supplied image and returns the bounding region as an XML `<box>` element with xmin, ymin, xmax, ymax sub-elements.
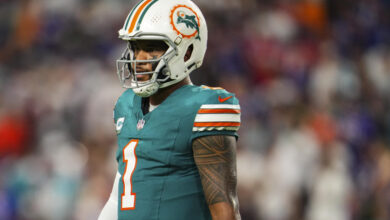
<box><xmin>170</xmin><ymin>5</ymin><xmax>201</xmax><ymax>40</ymax></box>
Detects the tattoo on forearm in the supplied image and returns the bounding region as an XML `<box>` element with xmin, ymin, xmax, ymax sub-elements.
<box><xmin>193</xmin><ymin>135</ymin><xmax>238</xmax><ymax>206</ymax></box>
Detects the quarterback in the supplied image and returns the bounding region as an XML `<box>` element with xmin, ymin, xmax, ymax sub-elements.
<box><xmin>98</xmin><ymin>0</ymin><xmax>241</xmax><ymax>219</ymax></box>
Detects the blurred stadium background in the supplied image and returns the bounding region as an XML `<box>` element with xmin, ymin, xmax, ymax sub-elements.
<box><xmin>0</xmin><ymin>0</ymin><xmax>389</xmax><ymax>219</ymax></box>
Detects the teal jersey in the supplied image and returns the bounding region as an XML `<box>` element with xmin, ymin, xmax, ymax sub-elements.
<box><xmin>113</xmin><ymin>85</ymin><xmax>241</xmax><ymax>220</ymax></box>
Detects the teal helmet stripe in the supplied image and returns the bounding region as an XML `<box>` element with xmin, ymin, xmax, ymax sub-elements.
<box><xmin>136</xmin><ymin>0</ymin><xmax>159</xmax><ymax>31</ymax></box>
<box><xmin>124</xmin><ymin>0</ymin><xmax>144</xmax><ymax>31</ymax></box>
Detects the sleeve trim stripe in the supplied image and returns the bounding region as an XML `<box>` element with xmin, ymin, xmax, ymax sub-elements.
<box><xmin>197</xmin><ymin>109</ymin><xmax>241</xmax><ymax>114</ymax></box>
<box><xmin>194</xmin><ymin>122</ymin><xmax>241</xmax><ymax>127</ymax></box>
<box><xmin>195</xmin><ymin>114</ymin><xmax>240</xmax><ymax>122</ymax></box>
<box><xmin>201</xmin><ymin>85</ymin><xmax>224</xmax><ymax>90</ymax></box>
<box><xmin>200</xmin><ymin>104</ymin><xmax>240</xmax><ymax>109</ymax></box>
<box><xmin>193</xmin><ymin>126</ymin><xmax>240</xmax><ymax>131</ymax></box>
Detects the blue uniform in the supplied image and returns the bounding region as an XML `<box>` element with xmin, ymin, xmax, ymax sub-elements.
<box><xmin>113</xmin><ymin>85</ymin><xmax>241</xmax><ymax>219</ymax></box>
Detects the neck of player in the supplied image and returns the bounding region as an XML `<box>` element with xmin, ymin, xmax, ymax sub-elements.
<box><xmin>149</xmin><ymin>77</ymin><xmax>192</xmax><ymax>106</ymax></box>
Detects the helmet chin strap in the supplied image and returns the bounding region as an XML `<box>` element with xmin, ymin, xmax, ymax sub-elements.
<box><xmin>156</xmin><ymin>64</ymin><xmax>167</xmax><ymax>78</ymax></box>
<box><xmin>157</xmin><ymin>65</ymin><xmax>173</xmax><ymax>83</ymax></box>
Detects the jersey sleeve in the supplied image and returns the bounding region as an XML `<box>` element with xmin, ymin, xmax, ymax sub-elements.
<box><xmin>113</xmin><ymin>96</ymin><xmax>122</xmax><ymax>131</ymax></box>
<box><xmin>190</xmin><ymin>88</ymin><xmax>241</xmax><ymax>141</ymax></box>
<box><xmin>113</xmin><ymin>89</ymin><xmax>133</xmax><ymax>134</ymax></box>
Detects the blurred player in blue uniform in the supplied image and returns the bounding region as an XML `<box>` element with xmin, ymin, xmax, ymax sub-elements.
<box><xmin>98</xmin><ymin>0</ymin><xmax>241</xmax><ymax>219</ymax></box>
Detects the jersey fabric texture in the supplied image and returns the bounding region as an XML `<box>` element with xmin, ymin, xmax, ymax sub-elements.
<box><xmin>113</xmin><ymin>84</ymin><xmax>240</xmax><ymax>220</ymax></box>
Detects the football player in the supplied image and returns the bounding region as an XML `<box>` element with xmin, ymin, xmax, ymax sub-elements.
<box><xmin>98</xmin><ymin>0</ymin><xmax>241</xmax><ymax>219</ymax></box>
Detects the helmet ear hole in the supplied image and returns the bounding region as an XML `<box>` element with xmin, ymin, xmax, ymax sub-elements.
<box><xmin>184</xmin><ymin>44</ymin><xmax>193</xmax><ymax>62</ymax></box>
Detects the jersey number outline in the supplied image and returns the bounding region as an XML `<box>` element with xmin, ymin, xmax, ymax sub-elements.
<box><xmin>121</xmin><ymin>139</ymin><xmax>138</xmax><ymax>210</ymax></box>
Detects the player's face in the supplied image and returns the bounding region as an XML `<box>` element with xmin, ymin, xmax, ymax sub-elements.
<box><xmin>131</xmin><ymin>40</ymin><xmax>168</xmax><ymax>82</ymax></box>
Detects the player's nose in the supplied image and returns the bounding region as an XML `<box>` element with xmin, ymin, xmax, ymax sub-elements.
<box><xmin>135</xmin><ymin>50</ymin><xmax>152</xmax><ymax>67</ymax></box>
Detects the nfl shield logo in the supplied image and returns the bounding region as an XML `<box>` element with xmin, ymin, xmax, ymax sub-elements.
<box><xmin>137</xmin><ymin>119</ymin><xmax>145</xmax><ymax>130</ymax></box>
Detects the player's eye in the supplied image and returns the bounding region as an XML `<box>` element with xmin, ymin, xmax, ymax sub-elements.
<box><xmin>144</xmin><ymin>47</ymin><xmax>155</xmax><ymax>53</ymax></box>
<box><xmin>132</xmin><ymin>44</ymin><xmax>140</xmax><ymax>51</ymax></box>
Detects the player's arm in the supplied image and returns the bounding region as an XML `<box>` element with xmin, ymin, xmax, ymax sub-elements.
<box><xmin>98</xmin><ymin>172</ymin><xmax>120</xmax><ymax>220</ymax></box>
<box><xmin>193</xmin><ymin>135</ymin><xmax>241</xmax><ymax>220</ymax></box>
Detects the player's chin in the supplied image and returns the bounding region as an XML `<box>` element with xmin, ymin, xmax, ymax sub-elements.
<box><xmin>136</xmin><ymin>74</ymin><xmax>151</xmax><ymax>82</ymax></box>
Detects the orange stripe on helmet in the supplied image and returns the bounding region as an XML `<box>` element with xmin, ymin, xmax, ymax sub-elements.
<box><xmin>128</xmin><ymin>0</ymin><xmax>152</xmax><ymax>33</ymax></box>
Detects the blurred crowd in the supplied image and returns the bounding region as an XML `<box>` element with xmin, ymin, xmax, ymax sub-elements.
<box><xmin>0</xmin><ymin>0</ymin><xmax>389</xmax><ymax>219</ymax></box>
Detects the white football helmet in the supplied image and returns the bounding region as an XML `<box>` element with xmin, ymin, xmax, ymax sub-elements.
<box><xmin>116</xmin><ymin>0</ymin><xmax>208</xmax><ymax>97</ymax></box>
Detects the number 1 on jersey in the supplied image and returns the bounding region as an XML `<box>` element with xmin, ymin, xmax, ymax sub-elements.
<box><xmin>121</xmin><ymin>139</ymin><xmax>138</xmax><ymax>210</ymax></box>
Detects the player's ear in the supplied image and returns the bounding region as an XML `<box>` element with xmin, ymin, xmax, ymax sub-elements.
<box><xmin>184</xmin><ymin>44</ymin><xmax>193</xmax><ymax>62</ymax></box>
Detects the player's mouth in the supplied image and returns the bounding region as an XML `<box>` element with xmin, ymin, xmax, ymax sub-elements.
<box><xmin>135</xmin><ymin>73</ymin><xmax>151</xmax><ymax>82</ymax></box>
